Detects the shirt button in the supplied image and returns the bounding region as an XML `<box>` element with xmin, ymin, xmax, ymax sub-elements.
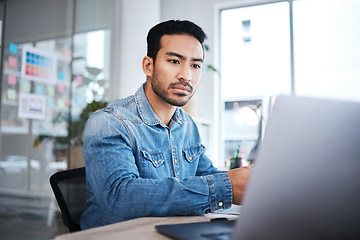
<box><xmin>189</xmin><ymin>157</ymin><xmax>192</xmax><ymax>161</ymax></box>
<box><xmin>174</xmin><ymin>159</ymin><xmax>177</xmax><ymax>163</ymax></box>
<box><xmin>218</xmin><ymin>202</ymin><xmax>223</xmax><ymax>207</ymax></box>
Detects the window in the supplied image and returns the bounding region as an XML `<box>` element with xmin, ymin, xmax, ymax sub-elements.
<box><xmin>218</xmin><ymin>0</ymin><xmax>360</xmax><ymax>167</ymax></box>
<box><xmin>220</xmin><ymin>2</ymin><xmax>291</xmax><ymax>99</ymax></box>
<box><xmin>220</xmin><ymin>1</ymin><xmax>291</xmax><ymax>166</ymax></box>
<box><xmin>293</xmin><ymin>0</ymin><xmax>360</xmax><ymax>102</ymax></box>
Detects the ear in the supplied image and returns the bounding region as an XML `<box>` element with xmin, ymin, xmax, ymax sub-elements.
<box><xmin>142</xmin><ymin>56</ymin><xmax>154</xmax><ymax>78</ymax></box>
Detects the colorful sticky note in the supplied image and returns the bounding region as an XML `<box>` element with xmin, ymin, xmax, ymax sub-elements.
<box><xmin>48</xmin><ymin>86</ymin><xmax>55</xmax><ymax>97</ymax></box>
<box><xmin>9</xmin><ymin>43</ymin><xmax>18</xmax><ymax>54</ymax></box>
<box><xmin>58</xmin><ymin>72</ymin><xmax>65</xmax><ymax>81</ymax></box>
<box><xmin>35</xmin><ymin>85</ymin><xmax>44</xmax><ymax>94</ymax></box>
<box><xmin>8</xmin><ymin>75</ymin><xmax>16</xmax><ymax>85</ymax></box>
<box><xmin>22</xmin><ymin>81</ymin><xmax>31</xmax><ymax>92</ymax></box>
<box><xmin>57</xmin><ymin>99</ymin><xmax>65</xmax><ymax>108</ymax></box>
<box><xmin>57</xmin><ymin>84</ymin><xmax>64</xmax><ymax>93</ymax></box>
<box><xmin>75</xmin><ymin>75</ymin><xmax>83</xmax><ymax>85</ymax></box>
<box><xmin>8</xmin><ymin>56</ymin><xmax>17</xmax><ymax>67</ymax></box>
<box><xmin>47</xmin><ymin>98</ymin><xmax>54</xmax><ymax>107</ymax></box>
<box><xmin>7</xmin><ymin>89</ymin><xmax>16</xmax><ymax>100</ymax></box>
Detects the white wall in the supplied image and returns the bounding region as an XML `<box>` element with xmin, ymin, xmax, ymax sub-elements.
<box><xmin>116</xmin><ymin>0</ymin><xmax>161</xmax><ymax>99</ymax></box>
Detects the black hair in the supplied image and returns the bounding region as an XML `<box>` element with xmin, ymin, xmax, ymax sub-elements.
<box><xmin>146</xmin><ymin>20</ymin><xmax>207</xmax><ymax>63</ymax></box>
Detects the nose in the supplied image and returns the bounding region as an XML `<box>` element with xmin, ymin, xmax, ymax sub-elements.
<box><xmin>177</xmin><ymin>65</ymin><xmax>192</xmax><ymax>82</ymax></box>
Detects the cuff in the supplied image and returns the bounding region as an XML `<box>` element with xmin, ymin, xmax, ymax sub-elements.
<box><xmin>203</xmin><ymin>172</ymin><xmax>232</xmax><ymax>213</ymax></box>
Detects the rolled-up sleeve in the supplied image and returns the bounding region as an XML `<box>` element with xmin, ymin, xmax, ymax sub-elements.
<box><xmin>202</xmin><ymin>173</ymin><xmax>233</xmax><ymax>214</ymax></box>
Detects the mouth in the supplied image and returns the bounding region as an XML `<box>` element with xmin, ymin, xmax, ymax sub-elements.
<box><xmin>170</xmin><ymin>83</ymin><xmax>193</xmax><ymax>95</ymax></box>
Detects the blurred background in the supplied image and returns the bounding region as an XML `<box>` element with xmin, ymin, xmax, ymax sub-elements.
<box><xmin>0</xmin><ymin>0</ymin><xmax>359</xmax><ymax>239</ymax></box>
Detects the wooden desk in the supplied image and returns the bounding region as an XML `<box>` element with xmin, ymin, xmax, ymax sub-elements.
<box><xmin>55</xmin><ymin>216</ymin><xmax>210</xmax><ymax>240</ymax></box>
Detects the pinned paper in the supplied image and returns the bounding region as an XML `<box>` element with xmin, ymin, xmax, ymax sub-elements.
<box><xmin>7</xmin><ymin>89</ymin><xmax>16</xmax><ymax>100</ymax></box>
<box><xmin>21</xmin><ymin>46</ymin><xmax>56</xmax><ymax>85</ymax></box>
<box><xmin>8</xmin><ymin>75</ymin><xmax>16</xmax><ymax>85</ymax></box>
<box><xmin>22</xmin><ymin>81</ymin><xmax>31</xmax><ymax>92</ymax></box>
<box><xmin>18</xmin><ymin>92</ymin><xmax>46</xmax><ymax>120</ymax></box>
<box><xmin>8</xmin><ymin>56</ymin><xmax>17</xmax><ymax>67</ymax></box>
<box><xmin>9</xmin><ymin>43</ymin><xmax>18</xmax><ymax>54</ymax></box>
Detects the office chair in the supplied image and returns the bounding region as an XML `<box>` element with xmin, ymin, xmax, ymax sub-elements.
<box><xmin>50</xmin><ymin>167</ymin><xmax>87</xmax><ymax>233</ymax></box>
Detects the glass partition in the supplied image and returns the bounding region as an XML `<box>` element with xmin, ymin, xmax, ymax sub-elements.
<box><xmin>1</xmin><ymin>38</ymin><xmax>72</xmax><ymax>191</ymax></box>
<box><xmin>0</xmin><ymin>0</ymin><xmax>112</xmax><ymax>193</ymax></box>
<box><xmin>0</xmin><ymin>0</ymin><xmax>115</xmax><ymax>238</ymax></box>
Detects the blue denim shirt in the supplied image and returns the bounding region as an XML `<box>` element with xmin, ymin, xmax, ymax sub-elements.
<box><xmin>80</xmin><ymin>84</ymin><xmax>232</xmax><ymax>229</ymax></box>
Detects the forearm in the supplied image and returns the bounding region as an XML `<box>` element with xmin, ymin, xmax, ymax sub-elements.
<box><xmin>87</xmin><ymin>166</ymin><xmax>232</xmax><ymax>222</ymax></box>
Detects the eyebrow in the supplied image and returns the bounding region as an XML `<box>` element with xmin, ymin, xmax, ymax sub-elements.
<box><xmin>165</xmin><ymin>52</ymin><xmax>204</xmax><ymax>63</ymax></box>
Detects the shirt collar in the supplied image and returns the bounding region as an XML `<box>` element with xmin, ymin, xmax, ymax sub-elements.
<box><xmin>135</xmin><ymin>83</ymin><xmax>184</xmax><ymax>127</ymax></box>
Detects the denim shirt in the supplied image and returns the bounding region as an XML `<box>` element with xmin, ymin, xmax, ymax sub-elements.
<box><xmin>80</xmin><ymin>84</ymin><xmax>232</xmax><ymax>230</ymax></box>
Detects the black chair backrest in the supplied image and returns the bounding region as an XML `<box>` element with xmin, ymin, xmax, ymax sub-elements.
<box><xmin>50</xmin><ymin>167</ymin><xmax>87</xmax><ymax>233</ymax></box>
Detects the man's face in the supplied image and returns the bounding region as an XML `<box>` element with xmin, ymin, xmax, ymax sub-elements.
<box><xmin>150</xmin><ymin>34</ymin><xmax>204</xmax><ymax>107</ymax></box>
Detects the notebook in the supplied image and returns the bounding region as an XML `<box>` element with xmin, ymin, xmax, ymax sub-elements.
<box><xmin>156</xmin><ymin>95</ymin><xmax>360</xmax><ymax>240</ymax></box>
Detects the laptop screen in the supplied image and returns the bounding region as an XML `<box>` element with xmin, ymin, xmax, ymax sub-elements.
<box><xmin>232</xmin><ymin>95</ymin><xmax>360</xmax><ymax>239</ymax></box>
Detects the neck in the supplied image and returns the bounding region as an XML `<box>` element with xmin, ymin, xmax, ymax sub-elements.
<box><xmin>144</xmin><ymin>83</ymin><xmax>177</xmax><ymax>126</ymax></box>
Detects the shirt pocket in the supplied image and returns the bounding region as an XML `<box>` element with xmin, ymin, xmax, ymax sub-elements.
<box><xmin>140</xmin><ymin>148</ymin><xmax>166</xmax><ymax>178</ymax></box>
<box><xmin>182</xmin><ymin>145</ymin><xmax>203</xmax><ymax>163</ymax></box>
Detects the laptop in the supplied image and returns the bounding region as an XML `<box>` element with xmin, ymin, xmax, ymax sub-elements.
<box><xmin>156</xmin><ymin>95</ymin><xmax>360</xmax><ymax>240</ymax></box>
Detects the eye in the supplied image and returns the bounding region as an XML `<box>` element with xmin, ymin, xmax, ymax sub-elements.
<box><xmin>169</xmin><ymin>59</ymin><xmax>180</xmax><ymax>64</ymax></box>
<box><xmin>192</xmin><ymin>64</ymin><xmax>202</xmax><ymax>69</ymax></box>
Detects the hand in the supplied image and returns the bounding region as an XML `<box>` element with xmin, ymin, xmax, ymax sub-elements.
<box><xmin>227</xmin><ymin>166</ymin><xmax>252</xmax><ymax>205</ymax></box>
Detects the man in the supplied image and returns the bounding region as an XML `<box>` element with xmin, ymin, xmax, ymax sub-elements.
<box><xmin>80</xmin><ymin>20</ymin><xmax>251</xmax><ymax>230</ymax></box>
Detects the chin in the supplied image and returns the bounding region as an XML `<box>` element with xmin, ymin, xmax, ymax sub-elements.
<box><xmin>167</xmin><ymin>98</ymin><xmax>190</xmax><ymax>107</ymax></box>
<box><xmin>171</xmin><ymin>101</ymin><xmax>188</xmax><ymax>107</ymax></box>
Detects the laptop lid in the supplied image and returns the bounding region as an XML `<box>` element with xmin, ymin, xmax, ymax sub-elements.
<box><xmin>232</xmin><ymin>95</ymin><xmax>360</xmax><ymax>239</ymax></box>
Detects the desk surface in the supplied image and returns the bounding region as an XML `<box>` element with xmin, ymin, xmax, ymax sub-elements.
<box><xmin>55</xmin><ymin>216</ymin><xmax>210</xmax><ymax>240</ymax></box>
